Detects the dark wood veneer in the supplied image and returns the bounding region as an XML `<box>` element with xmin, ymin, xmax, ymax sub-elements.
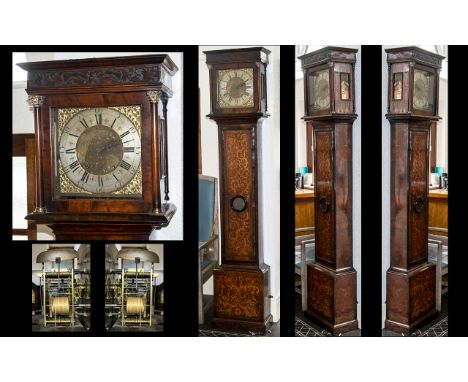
<box><xmin>300</xmin><ymin>47</ymin><xmax>358</xmax><ymax>335</ymax></box>
<box><xmin>385</xmin><ymin>47</ymin><xmax>443</xmax><ymax>335</ymax></box>
<box><xmin>206</xmin><ymin>47</ymin><xmax>272</xmax><ymax>333</ymax></box>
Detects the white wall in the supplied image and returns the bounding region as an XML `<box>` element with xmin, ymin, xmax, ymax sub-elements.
<box><xmin>12</xmin><ymin>52</ymin><xmax>183</xmax><ymax>240</ymax></box>
<box><xmin>199</xmin><ymin>46</ymin><xmax>281</xmax><ymax>322</ymax></box>
<box><xmin>295</xmin><ymin>46</ymin><xmax>362</xmax><ymax>321</ymax></box>
<box><xmin>381</xmin><ymin>46</ymin><xmax>448</xmax><ymax>326</ymax></box>
<box><xmin>115</xmin><ymin>243</ymin><xmax>164</xmax><ymax>285</ymax></box>
<box><xmin>32</xmin><ymin>243</ymin><xmax>81</xmax><ymax>285</ymax></box>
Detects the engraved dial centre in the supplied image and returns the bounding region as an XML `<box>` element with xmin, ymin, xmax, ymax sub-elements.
<box><xmin>227</xmin><ymin>77</ymin><xmax>247</xmax><ymax>98</ymax></box>
<box><xmin>76</xmin><ymin>125</ymin><xmax>124</xmax><ymax>175</ymax></box>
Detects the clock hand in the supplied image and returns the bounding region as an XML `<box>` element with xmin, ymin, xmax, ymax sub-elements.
<box><xmin>97</xmin><ymin>140</ymin><xmax>122</xmax><ymax>154</ymax></box>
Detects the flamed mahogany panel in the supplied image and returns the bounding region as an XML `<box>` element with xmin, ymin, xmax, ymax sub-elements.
<box><xmin>391</xmin><ymin>123</ymin><xmax>409</xmax><ymax>269</ymax></box>
<box><xmin>408</xmin><ymin>128</ymin><xmax>429</xmax><ymax>265</ymax></box>
<box><xmin>334</xmin><ymin>123</ymin><xmax>353</xmax><ymax>269</ymax></box>
<box><xmin>314</xmin><ymin>128</ymin><xmax>335</xmax><ymax>265</ymax></box>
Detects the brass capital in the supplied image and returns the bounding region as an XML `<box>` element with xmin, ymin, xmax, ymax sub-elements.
<box><xmin>27</xmin><ymin>95</ymin><xmax>45</xmax><ymax>108</ymax></box>
<box><xmin>146</xmin><ymin>91</ymin><xmax>161</xmax><ymax>104</ymax></box>
<box><xmin>34</xmin><ymin>206</ymin><xmax>45</xmax><ymax>213</ymax></box>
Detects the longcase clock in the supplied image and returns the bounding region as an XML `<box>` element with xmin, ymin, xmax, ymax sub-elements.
<box><xmin>299</xmin><ymin>46</ymin><xmax>358</xmax><ymax>335</ymax></box>
<box><xmin>385</xmin><ymin>47</ymin><xmax>444</xmax><ymax>335</ymax></box>
<box><xmin>18</xmin><ymin>54</ymin><xmax>178</xmax><ymax>240</ymax></box>
<box><xmin>205</xmin><ymin>47</ymin><xmax>272</xmax><ymax>333</ymax></box>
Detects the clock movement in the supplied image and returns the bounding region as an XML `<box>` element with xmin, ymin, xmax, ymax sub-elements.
<box><xmin>299</xmin><ymin>46</ymin><xmax>358</xmax><ymax>335</ymax></box>
<box><xmin>385</xmin><ymin>46</ymin><xmax>444</xmax><ymax>335</ymax></box>
<box><xmin>205</xmin><ymin>47</ymin><xmax>272</xmax><ymax>333</ymax></box>
<box><xmin>17</xmin><ymin>54</ymin><xmax>178</xmax><ymax>240</ymax></box>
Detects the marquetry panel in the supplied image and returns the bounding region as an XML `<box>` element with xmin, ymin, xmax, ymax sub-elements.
<box><xmin>314</xmin><ymin>129</ymin><xmax>335</xmax><ymax>265</ymax></box>
<box><xmin>409</xmin><ymin>265</ymin><xmax>436</xmax><ymax>321</ymax></box>
<box><xmin>222</xmin><ymin>129</ymin><xmax>255</xmax><ymax>262</ymax></box>
<box><xmin>307</xmin><ymin>266</ymin><xmax>334</xmax><ymax>321</ymax></box>
<box><xmin>214</xmin><ymin>270</ymin><xmax>263</xmax><ymax>320</ymax></box>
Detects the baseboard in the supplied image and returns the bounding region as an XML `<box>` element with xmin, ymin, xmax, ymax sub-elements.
<box><xmin>357</xmin><ymin>303</ymin><xmax>361</xmax><ymax>329</ymax></box>
<box><xmin>270</xmin><ymin>294</ymin><xmax>280</xmax><ymax>322</ymax></box>
<box><xmin>382</xmin><ymin>304</ymin><xmax>386</xmax><ymax>329</ymax></box>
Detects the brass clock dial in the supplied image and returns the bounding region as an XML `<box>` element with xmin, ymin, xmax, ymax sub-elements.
<box><xmin>413</xmin><ymin>69</ymin><xmax>434</xmax><ymax>111</ymax></box>
<box><xmin>309</xmin><ymin>69</ymin><xmax>330</xmax><ymax>111</ymax></box>
<box><xmin>217</xmin><ymin>68</ymin><xmax>254</xmax><ymax>108</ymax></box>
<box><xmin>58</xmin><ymin>107</ymin><xmax>141</xmax><ymax>194</ymax></box>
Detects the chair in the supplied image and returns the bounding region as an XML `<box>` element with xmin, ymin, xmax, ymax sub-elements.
<box><xmin>198</xmin><ymin>175</ymin><xmax>219</xmax><ymax>324</ymax></box>
<box><xmin>428</xmin><ymin>227</ymin><xmax>448</xmax><ymax>312</ymax></box>
<box><xmin>295</xmin><ymin>227</ymin><xmax>315</xmax><ymax>311</ymax></box>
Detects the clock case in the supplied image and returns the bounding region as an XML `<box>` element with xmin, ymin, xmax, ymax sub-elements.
<box><xmin>18</xmin><ymin>55</ymin><xmax>178</xmax><ymax>240</ymax></box>
<box><xmin>205</xmin><ymin>47</ymin><xmax>272</xmax><ymax>333</ymax></box>
<box><xmin>385</xmin><ymin>47</ymin><xmax>444</xmax><ymax>335</ymax></box>
<box><xmin>299</xmin><ymin>46</ymin><xmax>358</xmax><ymax>335</ymax></box>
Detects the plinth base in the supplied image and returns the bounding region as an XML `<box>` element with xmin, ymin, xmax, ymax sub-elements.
<box><xmin>304</xmin><ymin>262</ymin><xmax>358</xmax><ymax>335</ymax></box>
<box><xmin>213</xmin><ymin>264</ymin><xmax>272</xmax><ymax>334</ymax></box>
<box><xmin>385</xmin><ymin>262</ymin><xmax>437</xmax><ymax>335</ymax></box>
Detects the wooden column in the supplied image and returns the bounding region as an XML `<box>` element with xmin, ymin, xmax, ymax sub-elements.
<box><xmin>147</xmin><ymin>91</ymin><xmax>162</xmax><ymax>214</ymax></box>
<box><xmin>161</xmin><ymin>94</ymin><xmax>170</xmax><ymax>201</ymax></box>
<box><xmin>27</xmin><ymin>95</ymin><xmax>46</xmax><ymax>213</ymax></box>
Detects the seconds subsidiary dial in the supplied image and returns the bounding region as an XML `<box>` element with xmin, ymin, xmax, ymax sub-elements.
<box><xmin>58</xmin><ymin>108</ymin><xmax>141</xmax><ymax>194</ymax></box>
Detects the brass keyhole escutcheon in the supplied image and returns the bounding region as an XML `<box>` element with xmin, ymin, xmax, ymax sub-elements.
<box><xmin>231</xmin><ymin>195</ymin><xmax>247</xmax><ymax>213</ymax></box>
<box><xmin>319</xmin><ymin>195</ymin><xmax>330</xmax><ymax>213</ymax></box>
<box><xmin>413</xmin><ymin>195</ymin><xmax>425</xmax><ymax>213</ymax></box>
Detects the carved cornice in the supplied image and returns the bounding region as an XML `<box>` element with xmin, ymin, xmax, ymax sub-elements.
<box><xmin>299</xmin><ymin>47</ymin><xmax>358</xmax><ymax>68</ymax></box>
<box><xmin>300</xmin><ymin>51</ymin><xmax>332</xmax><ymax>68</ymax></box>
<box><xmin>27</xmin><ymin>65</ymin><xmax>163</xmax><ymax>89</ymax></box>
<box><xmin>386</xmin><ymin>47</ymin><xmax>444</xmax><ymax>69</ymax></box>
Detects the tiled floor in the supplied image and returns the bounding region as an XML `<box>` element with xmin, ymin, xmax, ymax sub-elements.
<box><xmin>295</xmin><ymin>317</ymin><xmax>329</xmax><ymax>337</ymax></box>
<box><xmin>294</xmin><ymin>293</ymin><xmax>361</xmax><ymax>336</ymax></box>
<box><xmin>383</xmin><ymin>293</ymin><xmax>448</xmax><ymax>337</ymax></box>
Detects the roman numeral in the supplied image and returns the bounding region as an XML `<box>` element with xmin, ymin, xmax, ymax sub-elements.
<box><xmin>122</xmin><ymin>139</ymin><xmax>134</xmax><ymax>144</ymax></box>
<box><xmin>110</xmin><ymin>118</ymin><xmax>117</xmax><ymax>128</ymax></box>
<box><xmin>69</xmin><ymin>161</ymin><xmax>80</xmax><ymax>172</ymax></box>
<box><xmin>119</xmin><ymin>160</ymin><xmax>131</xmax><ymax>171</ymax></box>
<box><xmin>120</xmin><ymin>131</ymin><xmax>130</xmax><ymax>139</ymax></box>
<box><xmin>124</xmin><ymin>147</ymin><xmax>135</xmax><ymax>153</ymax></box>
<box><xmin>69</xmin><ymin>133</ymin><xmax>79</xmax><ymax>138</ymax></box>
<box><xmin>65</xmin><ymin>148</ymin><xmax>76</xmax><ymax>154</ymax></box>
<box><xmin>79</xmin><ymin>119</ymin><xmax>89</xmax><ymax>129</ymax></box>
<box><xmin>95</xmin><ymin>113</ymin><xmax>102</xmax><ymax>125</ymax></box>
<box><xmin>81</xmin><ymin>171</ymin><xmax>90</xmax><ymax>183</ymax></box>
<box><xmin>98</xmin><ymin>176</ymin><xmax>104</xmax><ymax>187</ymax></box>
<box><xmin>113</xmin><ymin>174</ymin><xmax>119</xmax><ymax>182</ymax></box>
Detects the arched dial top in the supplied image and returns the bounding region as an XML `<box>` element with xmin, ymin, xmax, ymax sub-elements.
<box><xmin>58</xmin><ymin>107</ymin><xmax>141</xmax><ymax>194</ymax></box>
